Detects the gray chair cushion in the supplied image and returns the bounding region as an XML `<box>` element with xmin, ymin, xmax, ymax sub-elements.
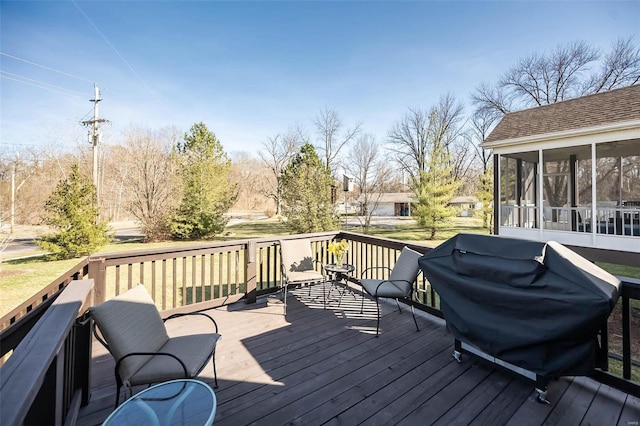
<box><xmin>362</xmin><ymin>247</ymin><xmax>422</xmax><ymax>298</ymax></box>
<box><xmin>130</xmin><ymin>333</ymin><xmax>221</xmax><ymax>385</ymax></box>
<box><xmin>361</xmin><ymin>279</ymin><xmax>412</xmax><ymax>298</ymax></box>
<box><xmin>389</xmin><ymin>247</ymin><xmax>422</xmax><ymax>282</ymax></box>
<box><xmin>90</xmin><ymin>285</ymin><xmax>169</xmax><ymax>381</ymax></box>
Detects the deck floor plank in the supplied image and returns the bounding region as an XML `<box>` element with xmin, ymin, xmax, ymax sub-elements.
<box><xmin>617</xmin><ymin>393</ymin><xmax>640</xmax><ymax>426</ymax></box>
<box><xmin>433</xmin><ymin>369</ymin><xmax>515</xmax><ymax>426</ymax></box>
<box><xmin>581</xmin><ymin>383</ymin><xmax>626</xmax><ymax>425</ymax></box>
<box><xmin>75</xmin><ymin>288</ymin><xmax>640</xmax><ymax>426</ymax></box>
<box><xmin>470</xmin><ymin>377</ymin><xmax>532</xmax><ymax>426</ymax></box>
<box><xmin>215</xmin><ymin>310</ymin><xmax>422</xmax><ymax>425</ymax></box>
<box><xmin>543</xmin><ymin>376</ymin><xmax>599</xmax><ymax>426</ymax></box>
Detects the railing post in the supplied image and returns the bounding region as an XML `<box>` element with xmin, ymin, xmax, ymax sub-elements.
<box><xmin>74</xmin><ymin>313</ymin><xmax>93</xmax><ymax>406</ymax></box>
<box><xmin>245</xmin><ymin>241</ymin><xmax>257</xmax><ymax>304</ymax></box>
<box><xmin>88</xmin><ymin>257</ymin><xmax>106</xmax><ymax>305</ymax></box>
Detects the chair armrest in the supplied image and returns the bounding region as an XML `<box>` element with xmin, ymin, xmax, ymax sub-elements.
<box><xmin>360</xmin><ymin>266</ymin><xmax>392</xmax><ymax>279</ymax></box>
<box><xmin>164</xmin><ymin>312</ymin><xmax>219</xmax><ymax>334</ymax></box>
<box><xmin>92</xmin><ymin>321</ymin><xmax>110</xmax><ymax>352</ymax></box>
<box><xmin>115</xmin><ymin>352</ymin><xmax>188</xmax><ymax>381</ymax></box>
<box><xmin>313</xmin><ymin>259</ymin><xmax>327</xmax><ymax>274</ymax></box>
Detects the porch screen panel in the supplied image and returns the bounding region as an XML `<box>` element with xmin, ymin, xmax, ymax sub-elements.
<box><xmin>500</xmin><ymin>156</ymin><xmax>516</xmax><ymax>226</ymax></box>
<box><xmin>520</xmin><ymin>161</ymin><xmax>537</xmax><ymax>228</ymax></box>
<box><xmin>542</xmin><ymin>149</ymin><xmax>570</xmax><ymax>231</ymax></box>
<box><xmin>597</xmin><ymin>140</ymin><xmax>640</xmax><ymax>236</ymax></box>
<box><xmin>622</xmin><ymin>155</ymin><xmax>640</xmax><ymax>202</ymax></box>
<box><xmin>500</xmin><ymin>154</ymin><xmax>538</xmax><ymax>228</ymax></box>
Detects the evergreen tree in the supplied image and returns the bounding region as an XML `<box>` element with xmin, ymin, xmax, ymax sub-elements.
<box><xmin>38</xmin><ymin>163</ymin><xmax>111</xmax><ymax>259</ymax></box>
<box><xmin>171</xmin><ymin>122</ymin><xmax>237</xmax><ymax>240</ymax></box>
<box><xmin>281</xmin><ymin>143</ymin><xmax>339</xmax><ymax>233</ymax></box>
<box><xmin>412</xmin><ymin>137</ymin><xmax>460</xmax><ymax>240</ymax></box>
<box><xmin>477</xmin><ymin>168</ymin><xmax>494</xmax><ymax>231</ymax></box>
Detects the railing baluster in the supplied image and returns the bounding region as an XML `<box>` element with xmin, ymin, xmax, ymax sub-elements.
<box><xmin>181</xmin><ymin>257</ymin><xmax>187</xmax><ymax>306</ymax></box>
<box><xmin>623</xmin><ymin>295</ymin><xmax>631</xmax><ymax>379</ymax></box>
<box><xmin>172</xmin><ymin>258</ymin><xmax>177</xmax><ymax>308</ymax></box>
<box><xmin>227</xmin><ymin>250</ymin><xmax>232</xmax><ymax>297</ymax></box>
<box><xmin>127</xmin><ymin>264</ymin><xmax>133</xmax><ymax>290</ymax></box>
<box><xmin>151</xmin><ymin>260</ymin><xmax>156</xmax><ymax>304</ymax></box>
<box><xmin>115</xmin><ymin>265</ymin><xmax>120</xmax><ymax>296</ymax></box>
<box><xmin>201</xmin><ymin>254</ymin><xmax>206</xmax><ymax>302</ymax></box>
<box><xmin>162</xmin><ymin>259</ymin><xmax>167</xmax><ymax>311</ymax></box>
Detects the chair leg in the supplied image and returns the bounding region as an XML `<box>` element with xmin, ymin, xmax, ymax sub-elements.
<box><xmin>114</xmin><ymin>383</ymin><xmax>121</xmax><ymax>408</ymax></box>
<box><xmin>323</xmin><ymin>278</ymin><xmax>327</xmax><ymax>309</ymax></box>
<box><xmin>360</xmin><ymin>288</ymin><xmax>365</xmax><ymax>314</ymax></box>
<box><xmin>114</xmin><ymin>371</ymin><xmax>124</xmax><ymax>408</ymax></box>
<box><xmin>375</xmin><ymin>297</ymin><xmax>381</xmax><ymax>337</ymax></box>
<box><xmin>410</xmin><ymin>304</ymin><xmax>419</xmax><ymax>332</ymax></box>
<box><xmin>395</xmin><ymin>298</ymin><xmax>402</xmax><ymax>313</ymax></box>
<box><xmin>212</xmin><ymin>352</ymin><xmax>218</xmax><ymax>388</ymax></box>
<box><xmin>283</xmin><ymin>284</ymin><xmax>288</xmax><ymax>315</ymax></box>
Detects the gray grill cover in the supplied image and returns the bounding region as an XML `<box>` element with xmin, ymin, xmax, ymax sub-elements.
<box><xmin>418</xmin><ymin>233</ymin><xmax>621</xmax><ymax>378</ymax></box>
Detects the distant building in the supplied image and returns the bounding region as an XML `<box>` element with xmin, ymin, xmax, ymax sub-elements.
<box><xmin>359</xmin><ymin>193</ymin><xmax>480</xmax><ymax>217</ymax></box>
<box><xmin>448</xmin><ymin>196</ymin><xmax>480</xmax><ymax>217</ymax></box>
<box><xmin>359</xmin><ymin>192</ymin><xmax>414</xmax><ymax>216</ymax></box>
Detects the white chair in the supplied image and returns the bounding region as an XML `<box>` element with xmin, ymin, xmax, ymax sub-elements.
<box><xmin>278</xmin><ymin>239</ymin><xmax>326</xmax><ymax>314</ymax></box>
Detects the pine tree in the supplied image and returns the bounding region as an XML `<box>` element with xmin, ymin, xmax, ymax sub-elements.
<box><xmin>477</xmin><ymin>167</ymin><xmax>494</xmax><ymax>231</ymax></box>
<box><xmin>281</xmin><ymin>143</ymin><xmax>339</xmax><ymax>233</ymax></box>
<box><xmin>38</xmin><ymin>163</ymin><xmax>111</xmax><ymax>259</ymax></box>
<box><xmin>412</xmin><ymin>138</ymin><xmax>460</xmax><ymax>240</ymax></box>
<box><xmin>171</xmin><ymin>122</ymin><xmax>237</xmax><ymax>240</ymax></box>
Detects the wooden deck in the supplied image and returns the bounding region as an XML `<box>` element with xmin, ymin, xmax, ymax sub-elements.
<box><xmin>77</xmin><ymin>283</ymin><xmax>640</xmax><ymax>425</ymax></box>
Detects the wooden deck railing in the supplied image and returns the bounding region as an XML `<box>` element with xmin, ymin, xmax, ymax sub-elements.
<box><xmin>0</xmin><ymin>258</ymin><xmax>89</xmax><ymax>331</ymax></box>
<box><xmin>1</xmin><ymin>230</ymin><xmax>640</xmax><ymax>425</ymax></box>
<box><xmin>0</xmin><ymin>279</ymin><xmax>93</xmax><ymax>425</ymax></box>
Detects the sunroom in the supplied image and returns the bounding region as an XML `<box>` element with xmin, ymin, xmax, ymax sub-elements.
<box><xmin>483</xmin><ymin>85</ymin><xmax>640</xmax><ymax>260</ymax></box>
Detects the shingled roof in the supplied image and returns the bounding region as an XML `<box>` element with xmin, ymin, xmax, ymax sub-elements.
<box><xmin>485</xmin><ymin>84</ymin><xmax>640</xmax><ymax>143</ymax></box>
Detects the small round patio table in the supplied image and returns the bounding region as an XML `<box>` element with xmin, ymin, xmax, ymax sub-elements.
<box><xmin>324</xmin><ymin>263</ymin><xmax>356</xmax><ymax>305</ymax></box>
<box><xmin>103</xmin><ymin>379</ymin><xmax>216</xmax><ymax>426</ymax></box>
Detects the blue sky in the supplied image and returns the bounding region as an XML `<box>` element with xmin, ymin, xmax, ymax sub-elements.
<box><xmin>1</xmin><ymin>1</ymin><xmax>638</xmax><ymax>158</ymax></box>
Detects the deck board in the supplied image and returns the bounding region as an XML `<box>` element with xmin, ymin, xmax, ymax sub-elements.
<box><xmin>76</xmin><ymin>283</ymin><xmax>640</xmax><ymax>426</ymax></box>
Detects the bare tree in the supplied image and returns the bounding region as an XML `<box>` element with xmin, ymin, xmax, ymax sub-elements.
<box><xmin>473</xmin><ymin>37</ymin><xmax>640</xmax><ymax>115</ymax></box>
<box><xmin>387</xmin><ymin>107</ymin><xmax>430</xmax><ymax>188</ymax></box>
<box><xmin>229</xmin><ymin>152</ymin><xmax>272</xmax><ymax>213</ymax></box>
<box><xmin>344</xmin><ymin>134</ymin><xmax>391</xmax><ymax>232</ymax></box>
<box><xmin>583</xmin><ymin>37</ymin><xmax>640</xmax><ymax>93</ymax></box>
<box><xmin>259</xmin><ymin>126</ymin><xmax>305</xmax><ymax>215</ymax></box>
<box><xmin>469</xmin><ymin>108</ymin><xmax>500</xmax><ymax>173</ymax></box>
<box><xmin>469</xmin><ymin>109</ymin><xmax>500</xmax><ymax>230</ymax></box>
<box><xmin>313</xmin><ymin>107</ymin><xmax>361</xmax><ymax>173</ymax></box>
<box><xmin>122</xmin><ymin>126</ymin><xmax>179</xmax><ymax>241</ymax></box>
<box><xmin>387</xmin><ymin>94</ymin><xmax>466</xmax><ymax>190</ymax></box>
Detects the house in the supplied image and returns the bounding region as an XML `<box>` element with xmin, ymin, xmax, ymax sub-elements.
<box><xmin>448</xmin><ymin>195</ymin><xmax>480</xmax><ymax>217</ymax></box>
<box><xmin>359</xmin><ymin>192</ymin><xmax>414</xmax><ymax>216</ymax></box>
<box><xmin>482</xmin><ymin>84</ymin><xmax>640</xmax><ymax>263</ymax></box>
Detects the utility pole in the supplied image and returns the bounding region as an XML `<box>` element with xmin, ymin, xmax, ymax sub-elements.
<box><xmin>82</xmin><ymin>84</ymin><xmax>107</xmax><ymax>218</ymax></box>
<box><xmin>10</xmin><ymin>166</ymin><xmax>15</xmax><ymax>234</ymax></box>
<box><xmin>9</xmin><ymin>154</ymin><xmax>29</xmax><ymax>235</ymax></box>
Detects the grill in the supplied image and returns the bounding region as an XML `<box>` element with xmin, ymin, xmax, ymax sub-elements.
<box><xmin>418</xmin><ymin>233</ymin><xmax>621</xmax><ymax>403</ymax></box>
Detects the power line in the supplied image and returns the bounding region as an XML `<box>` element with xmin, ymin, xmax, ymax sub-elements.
<box><xmin>0</xmin><ymin>70</ymin><xmax>87</xmax><ymax>98</ymax></box>
<box><xmin>0</xmin><ymin>74</ymin><xmax>86</xmax><ymax>99</ymax></box>
<box><xmin>0</xmin><ymin>52</ymin><xmax>94</xmax><ymax>83</ymax></box>
<box><xmin>72</xmin><ymin>0</ymin><xmax>160</xmax><ymax>101</ymax></box>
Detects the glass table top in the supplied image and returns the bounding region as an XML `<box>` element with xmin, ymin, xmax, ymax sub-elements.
<box><xmin>103</xmin><ymin>379</ymin><xmax>216</xmax><ymax>426</ymax></box>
